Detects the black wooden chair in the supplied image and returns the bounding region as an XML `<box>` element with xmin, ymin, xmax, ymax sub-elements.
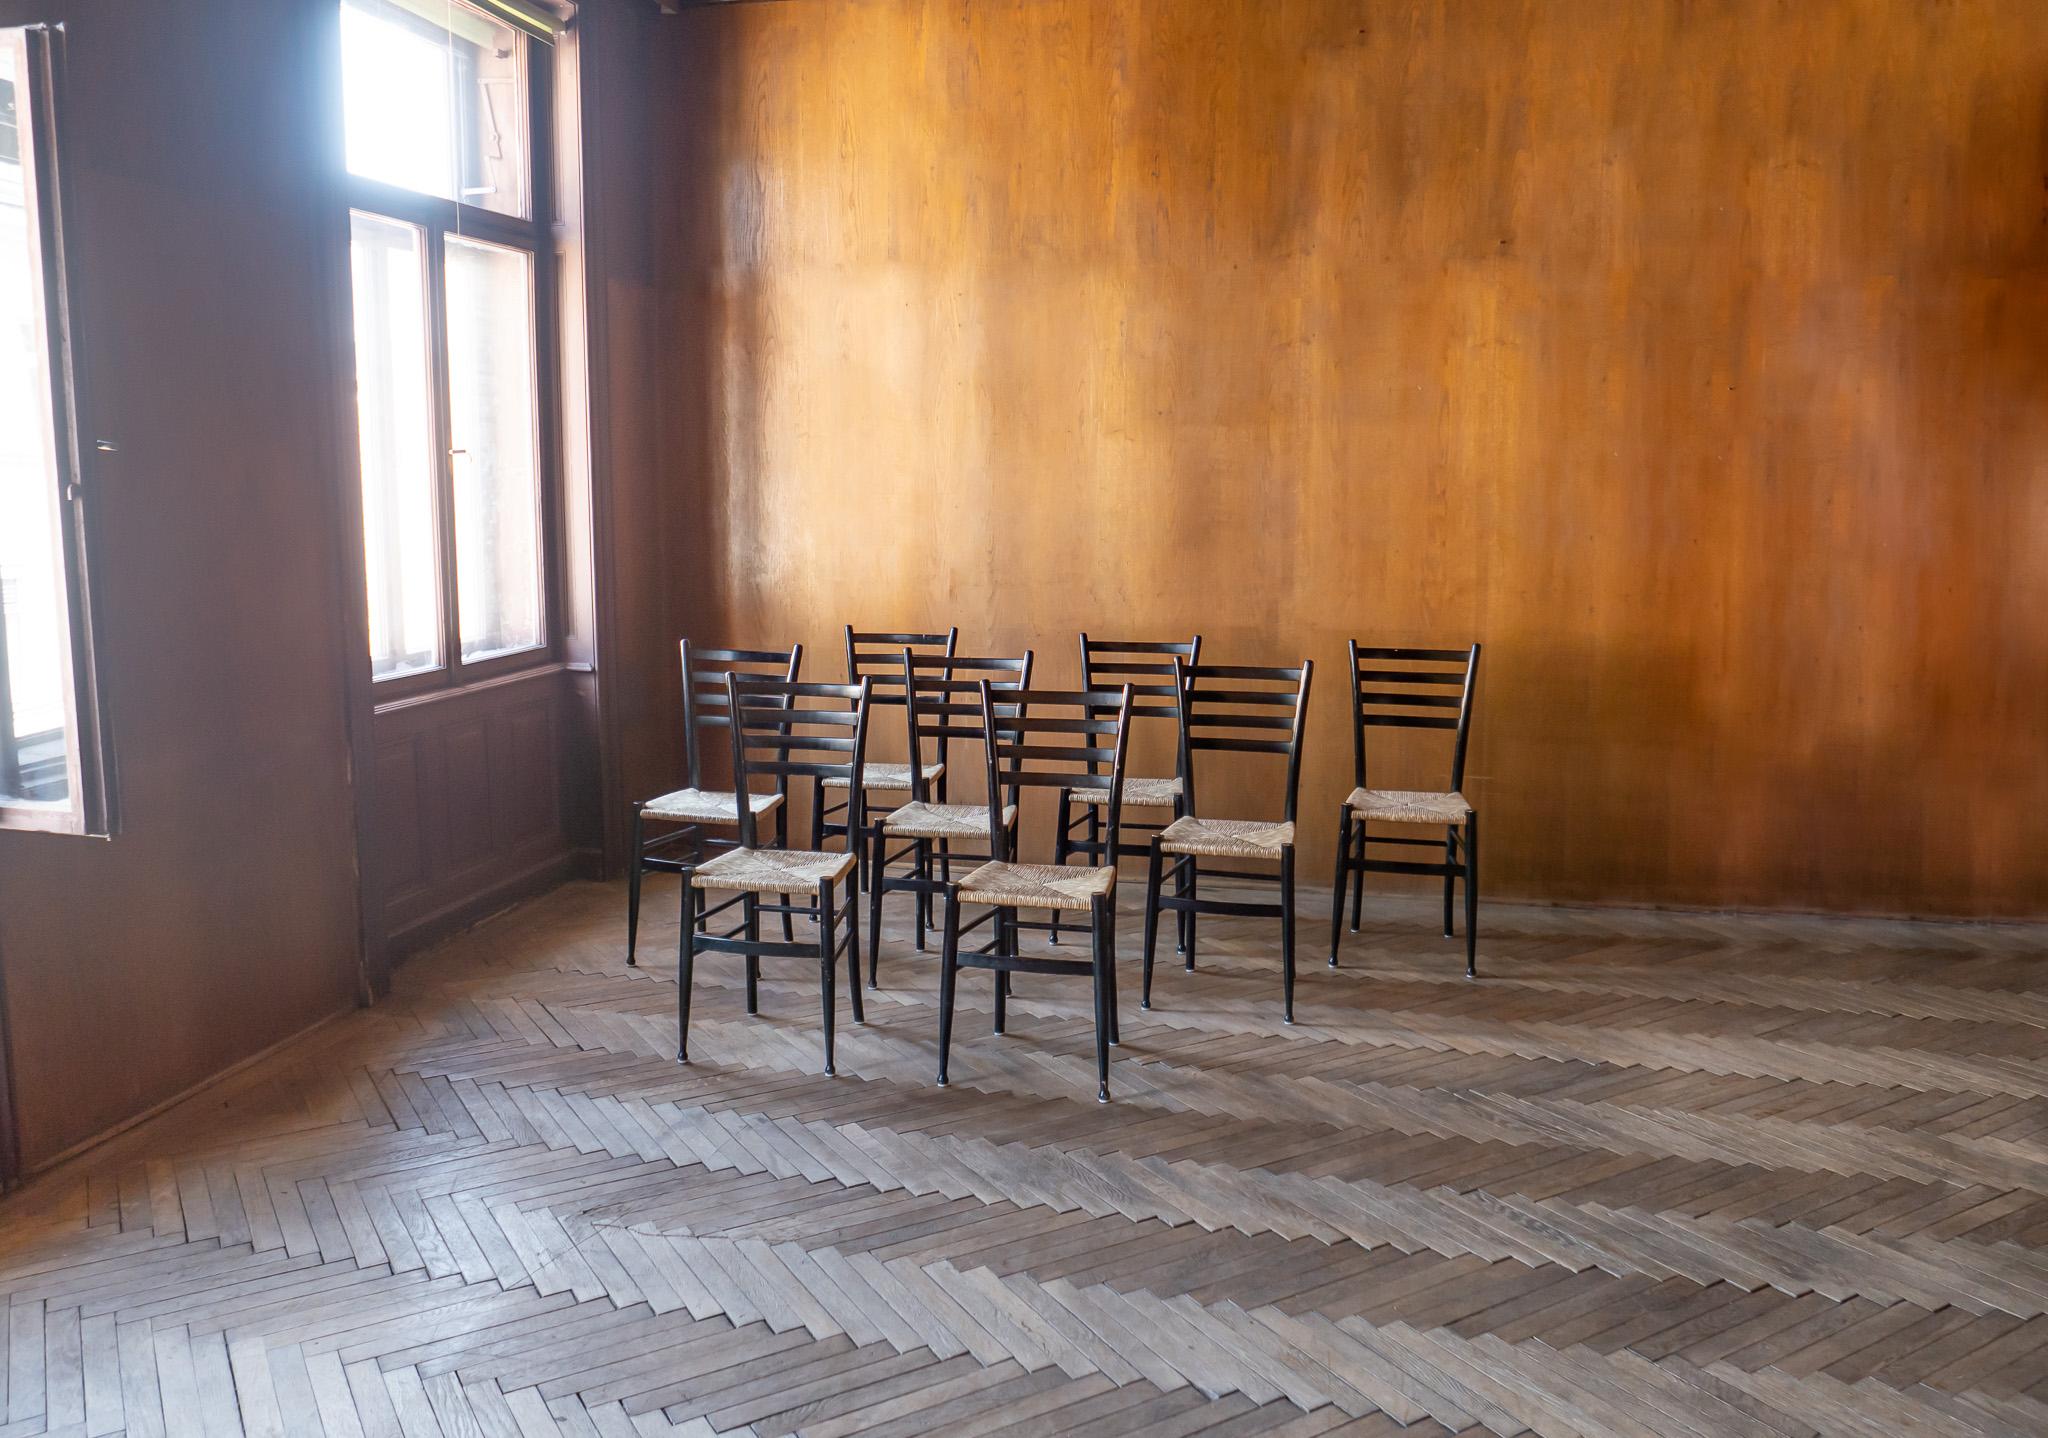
<box><xmin>1328</xmin><ymin>641</ymin><xmax>1483</xmax><ymax>977</ymax></box>
<box><xmin>1141</xmin><ymin>657</ymin><xmax>1313</xmax><ymax>1022</ymax></box>
<box><xmin>864</xmin><ymin>649</ymin><xmax>1032</xmax><ymax>982</ymax></box>
<box><xmin>810</xmin><ymin>626</ymin><xmax>956</xmax><ymax>854</ymax></box>
<box><xmin>937</xmin><ymin>683</ymin><xmax>1133</xmax><ymax>1103</ymax></box>
<box><xmin>678</xmin><ymin>675</ymin><xmax>872</xmax><ymax>1075</ymax></box>
<box><xmin>627</xmin><ymin>640</ymin><xmax>801</xmax><ymax>965</ymax></box>
<box><xmin>1050</xmin><ymin>634</ymin><xmax>1199</xmax><ymax>945</ymax></box>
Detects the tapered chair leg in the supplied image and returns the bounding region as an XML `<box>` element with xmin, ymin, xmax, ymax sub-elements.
<box><xmin>1050</xmin><ymin>790</ymin><xmax>1072</xmax><ymax>945</ymax></box>
<box><xmin>914</xmin><ymin>840</ymin><xmax>931</xmax><ymax>952</ymax></box>
<box><xmin>1348</xmin><ymin>825</ymin><xmax>1366</xmax><ymax>932</ymax></box>
<box><xmin>1443</xmin><ymin>831</ymin><xmax>1458</xmax><ymax>938</ymax></box>
<box><xmin>1104</xmin><ymin>905</ymin><xmax>1120</xmax><ymax>1046</ymax></box>
<box><xmin>1141</xmin><ymin>838</ymin><xmax>1164</xmax><ymax>1009</ymax></box>
<box><xmin>993</xmin><ymin>919</ymin><xmax>1009</xmax><ymax>1035</ymax></box>
<box><xmin>866</xmin><ymin>827</ymin><xmax>886</xmax><ymax>989</ymax></box>
<box><xmin>935</xmin><ymin>891</ymin><xmax>961</xmax><ymax>1086</ymax></box>
<box><xmin>819</xmin><ymin>879</ymin><xmax>838</xmax><ymax>1075</ymax></box>
<box><xmin>1280</xmin><ymin>845</ymin><xmax>1298</xmax><ymax>1024</ymax></box>
<box><xmin>1184</xmin><ymin>861</ymin><xmax>1199</xmax><ymax>970</ymax></box>
<box><xmin>775</xmin><ymin>804</ymin><xmax>795</xmax><ymax>942</ymax></box>
<box><xmin>1464</xmin><ymin>812</ymin><xmax>1480</xmax><ymax>979</ymax></box>
<box><xmin>676</xmin><ymin>882</ymin><xmax>698</xmax><ymax>1062</ymax></box>
<box><xmin>743</xmin><ymin>894</ymin><xmax>761</xmax><ymax>1014</ymax></box>
<box><xmin>809</xmin><ymin>777</ymin><xmax>825</xmax><ymax>851</ymax></box>
<box><xmin>846</xmin><ymin>885</ymin><xmax>866</xmax><ymax>1026</ymax></box>
<box><xmin>1329</xmin><ymin>807</ymin><xmax>1351</xmax><ymax>968</ymax></box>
<box><xmin>1089</xmin><ymin>896</ymin><xmax>1112</xmax><ymax>1103</ymax></box>
<box><xmin>626</xmin><ymin>805</ymin><xmax>646</xmax><ymax>966</ymax></box>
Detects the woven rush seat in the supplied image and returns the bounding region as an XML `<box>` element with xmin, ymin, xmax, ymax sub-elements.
<box><xmin>690</xmin><ymin>846</ymin><xmax>856</xmax><ymax>894</ymax></box>
<box><xmin>1346</xmin><ymin>788</ymin><xmax>1473</xmax><ymax>825</ymax></box>
<box><xmin>958</xmin><ymin>860</ymin><xmax>1116</xmax><ymax>912</ymax></box>
<box><xmin>821</xmin><ymin>760</ymin><xmax>945</xmax><ymax>791</ymax></box>
<box><xmin>1159</xmin><ymin>816</ymin><xmax>1295</xmax><ymax>860</ymax></box>
<box><xmin>1071</xmin><ymin>775</ymin><xmax>1181</xmax><ymax>808</ymax></box>
<box><xmin>884</xmin><ymin>801</ymin><xmax>1017</xmax><ymax>840</ymax></box>
<box><xmin>641</xmin><ymin>786</ymin><xmax>783</xmax><ymax>824</ymax></box>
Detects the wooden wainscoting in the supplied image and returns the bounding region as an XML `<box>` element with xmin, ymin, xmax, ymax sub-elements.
<box><xmin>371</xmin><ymin>665</ymin><xmax>584</xmax><ymax>957</ymax></box>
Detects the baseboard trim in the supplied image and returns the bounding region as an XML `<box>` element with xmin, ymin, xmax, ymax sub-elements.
<box><xmin>386</xmin><ymin>849</ymin><xmax>579</xmax><ymax>963</ymax></box>
<box><xmin>15</xmin><ymin>1004</ymin><xmax>356</xmax><ymax>1185</ymax></box>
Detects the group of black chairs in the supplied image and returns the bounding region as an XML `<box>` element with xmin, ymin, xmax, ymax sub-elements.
<box><xmin>627</xmin><ymin>629</ymin><xmax>1481</xmax><ymax>1103</ymax></box>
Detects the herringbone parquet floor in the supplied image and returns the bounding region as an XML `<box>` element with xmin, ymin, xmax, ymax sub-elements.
<box><xmin>4</xmin><ymin>878</ymin><xmax>2047</xmax><ymax>1436</ymax></box>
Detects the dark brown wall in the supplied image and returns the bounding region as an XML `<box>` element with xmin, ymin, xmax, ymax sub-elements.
<box><xmin>652</xmin><ymin>0</ymin><xmax>2048</xmax><ymax>918</ymax></box>
<box><xmin>0</xmin><ymin>0</ymin><xmax>365</xmax><ymax>1168</ymax></box>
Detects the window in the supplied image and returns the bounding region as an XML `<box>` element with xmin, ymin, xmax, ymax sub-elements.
<box><xmin>341</xmin><ymin>0</ymin><xmax>554</xmax><ymax>687</ymax></box>
<box><xmin>0</xmin><ymin>24</ymin><xmax>110</xmax><ymax>835</ymax></box>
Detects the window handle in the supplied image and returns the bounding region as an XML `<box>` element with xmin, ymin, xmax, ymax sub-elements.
<box><xmin>93</xmin><ymin>439</ymin><xmax>118</xmax><ymax>453</ymax></box>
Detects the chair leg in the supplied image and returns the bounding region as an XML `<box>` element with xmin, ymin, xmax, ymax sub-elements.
<box><xmin>845</xmin><ymin>885</ymin><xmax>866</xmax><ymax>1025</ymax></box>
<box><xmin>993</xmin><ymin>905</ymin><xmax>1014</xmax><ymax>1034</ymax></box>
<box><xmin>1104</xmin><ymin>904</ymin><xmax>1120</xmax><ymax>1047</ymax></box>
<box><xmin>1281</xmin><ymin>845</ymin><xmax>1298</xmax><ymax>1025</ymax></box>
<box><xmin>809</xmin><ymin>777</ymin><xmax>824</xmax><ymax>851</ymax></box>
<box><xmin>1329</xmin><ymin>807</ymin><xmax>1351</xmax><ymax>968</ymax></box>
<box><xmin>1464</xmin><ymin>813</ymin><xmax>1480</xmax><ymax>979</ymax></box>
<box><xmin>819</xmin><ymin>879</ymin><xmax>838</xmax><ymax>1076</ymax></box>
<box><xmin>1443</xmin><ymin>830</ymin><xmax>1458</xmax><ymax>938</ymax></box>
<box><xmin>743</xmin><ymin>894</ymin><xmax>760</xmax><ymax>1014</ymax></box>
<box><xmin>1174</xmin><ymin>836</ymin><xmax>1192</xmax><ymax>956</ymax></box>
<box><xmin>626</xmin><ymin>806</ymin><xmax>646</xmax><ymax>966</ymax></box>
<box><xmin>1050</xmin><ymin>790</ymin><xmax>1072</xmax><ymax>945</ymax></box>
<box><xmin>1348</xmin><ymin>822</ymin><xmax>1366</xmax><ymax>932</ymax></box>
<box><xmin>936</xmin><ymin>891</ymin><xmax>961</xmax><ymax>1086</ymax></box>
<box><xmin>1141</xmin><ymin>838</ymin><xmax>1163</xmax><ymax>1010</ymax></box>
<box><xmin>1089</xmin><ymin>896</ymin><xmax>1112</xmax><ymax>1103</ymax></box>
<box><xmin>914</xmin><ymin>840</ymin><xmax>931</xmax><ymax>952</ymax></box>
<box><xmin>866</xmin><ymin>826</ymin><xmax>886</xmax><ymax>989</ymax></box>
<box><xmin>775</xmin><ymin>804</ymin><xmax>795</xmax><ymax>942</ymax></box>
<box><xmin>676</xmin><ymin>882</ymin><xmax>697</xmax><ymax>1063</ymax></box>
<box><xmin>1184</xmin><ymin>859</ymin><xmax>1199</xmax><ymax>970</ymax></box>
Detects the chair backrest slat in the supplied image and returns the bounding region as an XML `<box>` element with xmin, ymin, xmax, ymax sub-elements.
<box><xmin>903</xmin><ymin>651</ymin><xmax>1033</xmax><ymax>804</ymax></box>
<box><xmin>1173</xmin><ymin>659</ymin><xmax>1313</xmax><ymax>823</ymax></box>
<box><xmin>679</xmin><ymin>639</ymin><xmax>803</xmax><ymax>789</ymax></box>
<box><xmin>846</xmin><ymin>625</ymin><xmax>958</xmax><ymax>707</ymax></box>
<box><xmin>1346</xmin><ymin>641</ymin><xmax>1481</xmax><ymax>793</ymax></box>
<box><xmin>978</xmin><ymin>684</ymin><xmax>1135</xmax><ymax>858</ymax></box>
<box><xmin>726</xmin><ymin>675</ymin><xmax>872</xmax><ymax>848</ymax></box>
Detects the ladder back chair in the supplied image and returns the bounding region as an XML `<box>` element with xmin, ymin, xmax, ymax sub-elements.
<box><xmin>1141</xmin><ymin>657</ymin><xmax>1314</xmax><ymax>1022</ymax></box>
<box><xmin>678</xmin><ymin>675</ymin><xmax>872</xmax><ymax>1075</ymax></box>
<box><xmin>937</xmin><ymin>683</ymin><xmax>1134</xmax><ymax>1103</ymax></box>
<box><xmin>811</xmin><ymin>626</ymin><xmax>957</xmax><ymax>853</ymax></box>
<box><xmin>1329</xmin><ymin>641</ymin><xmax>1482</xmax><ymax>976</ymax></box>
<box><xmin>627</xmin><ymin>640</ymin><xmax>801</xmax><ymax>965</ymax></box>
<box><xmin>865</xmin><ymin>649</ymin><xmax>1033</xmax><ymax>983</ymax></box>
<box><xmin>1050</xmin><ymin>633</ymin><xmax>1200</xmax><ymax>944</ymax></box>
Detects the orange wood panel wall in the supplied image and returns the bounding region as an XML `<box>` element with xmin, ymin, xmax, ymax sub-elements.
<box><xmin>645</xmin><ymin>0</ymin><xmax>2048</xmax><ymax>919</ymax></box>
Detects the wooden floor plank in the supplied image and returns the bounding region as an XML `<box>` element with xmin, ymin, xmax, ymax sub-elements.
<box><xmin>2</xmin><ymin>880</ymin><xmax>2043</xmax><ymax>1436</ymax></box>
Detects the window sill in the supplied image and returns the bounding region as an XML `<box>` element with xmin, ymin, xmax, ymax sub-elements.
<box><xmin>372</xmin><ymin>659</ymin><xmax>570</xmax><ymax>718</ymax></box>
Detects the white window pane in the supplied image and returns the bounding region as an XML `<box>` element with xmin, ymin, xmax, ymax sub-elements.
<box><xmin>340</xmin><ymin>0</ymin><xmax>528</xmax><ymax>219</ymax></box>
<box><xmin>0</xmin><ymin>28</ymin><xmax>75</xmax><ymax>810</ymax></box>
<box><xmin>445</xmin><ymin>234</ymin><xmax>542</xmax><ymax>663</ymax></box>
<box><xmin>349</xmin><ymin>211</ymin><xmax>442</xmax><ymax>680</ymax></box>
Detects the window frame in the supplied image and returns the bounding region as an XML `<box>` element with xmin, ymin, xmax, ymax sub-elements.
<box><xmin>343</xmin><ymin>3</ymin><xmax>563</xmax><ymax>704</ymax></box>
<box><xmin>0</xmin><ymin>20</ymin><xmax>115</xmax><ymax>838</ymax></box>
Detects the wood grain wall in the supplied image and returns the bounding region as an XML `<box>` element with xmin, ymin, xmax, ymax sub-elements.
<box><xmin>0</xmin><ymin>0</ymin><xmax>366</xmax><ymax>1170</ymax></box>
<box><xmin>650</xmin><ymin>0</ymin><xmax>2048</xmax><ymax>918</ymax></box>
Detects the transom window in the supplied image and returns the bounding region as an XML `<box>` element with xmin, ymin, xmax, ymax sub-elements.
<box><xmin>340</xmin><ymin>0</ymin><xmax>554</xmax><ymax>686</ymax></box>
